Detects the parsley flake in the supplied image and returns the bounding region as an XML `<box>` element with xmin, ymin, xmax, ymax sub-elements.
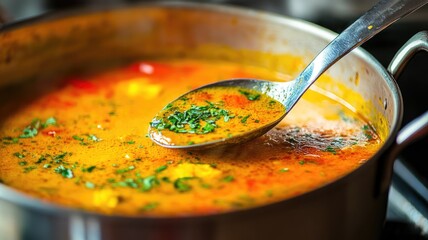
<box><xmin>141</xmin><ymin>175</ymin><xmax>159</xmax><ymax>191</ymax></box>
<box><xmin>241</xmin><ymin>115</ymin><xmax>251</xmax><ymax>124</ymax></box>
<box><xmin>140</xmin><ymin>202</ymin><xmax>159</xmax><ymax>212</ymax></box>
<box><xmin>13</xmin><ymin>152</ymin><xmax>25</xmax><ymax>159</ymax></box>
<box><xmin>24</xmin><ymin>166</ymin><xmax>36</xmax><ymax>173</ymax></box>
<box><xmin>174</xmin><ymin>177</ymin><xmax>194</xmax><ymax>192</ymax></box>
<box><xmin>239</xmin><ymin>89</ymin><xmax>260</xmax><ymax>101</ymax></box>
<box><xmin>85</xmin><ymin>181</ymin><xmax>95</xmax><ymax>189</ymax></box>
<box><xmin>155</xmin><ymin>165</ymin><xmax>168</xmax><ymax>173</ymax></box>
<box><xmin>222</xmin><ymin>175</ymin><xmax>235</xmax><ymax>182</ymax></box>
<box><xmin>116</xmin><ymin>165</ymin><xmax>135</xmax><ymax>174</ymax></box>
<box><xmin>82</xmin><ymin>166</ymin><xmax>96</xmax><ymax>173</ymax></box>
<box><xmin>41</xmin><ymin>117</ymin><xmax>57</xmax><ymax>128</ymax></box>
<box><xmin>54</xmin><ymin>165</ymin><xmax>74</xmax><ymax>178</ymax></box>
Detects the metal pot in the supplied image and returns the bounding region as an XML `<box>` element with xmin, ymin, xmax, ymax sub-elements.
<box><xmin>0</xmin><ymin>3</ymin><xmax>426</xmax><ymax>240</ymax></box>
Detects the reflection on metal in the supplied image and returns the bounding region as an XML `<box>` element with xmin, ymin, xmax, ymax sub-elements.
<box><xmin>388</xmin><ymin>159</ymin><xmax>428</xmax><ymax>236</ymax></box>
<box><xmin>0</xmin><ymin>201</ymin><xmax>22</xmax><ymax>240</ymax></box>
<box><xmin>70</xmin><ymin>215</ymin><xmax>86</xmax><ymax>240</ymax></box>
<box><xmin>70</xmin><ymin>215</ymin><xmax>101</xmax><ymax>240</ymax></box>
<box><xmin>87</xmin><ymin>217</ymin><xmax>101</xmax><ymax>240</ymax></box>
<box><xmin>389</xmin><ymin>185</ymin><xmax>428</xmax><ymax>235</ymax></box>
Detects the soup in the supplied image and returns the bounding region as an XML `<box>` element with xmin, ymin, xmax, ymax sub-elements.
<box><xmin>149</xmin><ymin>86</ymin><xmax>285</xmax><ymax>146</ymax></box>
<box><xmin>0</xmin><ymin>60</ymin><xmax>381</xmax><ymax>216</ymax></box>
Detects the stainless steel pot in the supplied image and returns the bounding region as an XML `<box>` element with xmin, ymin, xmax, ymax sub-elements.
<box><xmin>0</xmin><ymin>3</ymin><xmax>426</xmax><ymax>240</ymax></box>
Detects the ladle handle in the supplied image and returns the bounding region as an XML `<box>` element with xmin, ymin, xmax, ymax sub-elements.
<box><xmin>290</xmin><ymin>0</ymin><xmax>428</xmax><ymax>109</ymax></box>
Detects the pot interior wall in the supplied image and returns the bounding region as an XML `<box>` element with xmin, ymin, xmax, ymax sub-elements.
<box><xmin>0</xmin><ymin>4</ymin><xmax>397</xmax><ymax>158</ymax></box>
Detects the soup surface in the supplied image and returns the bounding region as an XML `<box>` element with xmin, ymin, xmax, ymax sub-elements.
<box><xmin>0</xmin><ymin>60</ymin><xmax>381</xmax><ymax>216</ymax></box>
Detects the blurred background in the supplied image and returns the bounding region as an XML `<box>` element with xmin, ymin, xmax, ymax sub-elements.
<box><xmin>0</xmin><ymin>0</ymin><xmax>427</xmax><ymax>239</ymax></box>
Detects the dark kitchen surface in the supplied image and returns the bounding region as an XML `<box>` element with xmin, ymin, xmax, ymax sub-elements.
<box><xmin>1</xmin><ymin>0</ymin><xmax>427</xmax><ymax>239</ymax></box>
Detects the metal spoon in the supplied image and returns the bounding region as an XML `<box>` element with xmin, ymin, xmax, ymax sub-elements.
<box><xmin>149</xmin><ymin>0</ymin><xmax>428</xmax><ymax>149</ymax></box>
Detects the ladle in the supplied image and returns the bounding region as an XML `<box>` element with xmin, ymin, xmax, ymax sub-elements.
<box><xmin>149</xmin><ymin>0</ymin><xmax>428</xmax><ymax>149</ymax></box>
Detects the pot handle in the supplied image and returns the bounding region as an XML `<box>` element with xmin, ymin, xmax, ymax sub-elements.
<box><xmin>378</xmin><ymin>31</ymin><xmax>428</xmax><ymax>195</ymax></box>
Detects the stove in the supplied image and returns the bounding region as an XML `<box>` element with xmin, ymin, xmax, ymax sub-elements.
<box><xmin>1</xmin><ymin>0</ymin><xmax>428</xmax><ymax>239</ymax></box>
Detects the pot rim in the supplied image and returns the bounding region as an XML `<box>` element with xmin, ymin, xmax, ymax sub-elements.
<box><xmin>0</xmin><ymin>1</ymin><xmax>403</xmax><ymax>221</ymax></box>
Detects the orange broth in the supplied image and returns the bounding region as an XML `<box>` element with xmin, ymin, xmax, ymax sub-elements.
<box><xmin>0</xmin><ymin>60</ymin><xmax>381</xmax><ymax>216</ymax></box>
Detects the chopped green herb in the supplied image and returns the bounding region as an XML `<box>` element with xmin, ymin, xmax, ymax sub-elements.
<box><xmin>151</xmin><ymin>101</ymin><xmax>233</xmax><ymax>134</ymax></box>
<box><xmin>188</xmin><ymin>141</ymin><xmax>195</xmax><ymax>145</ymax></box>
<box><xmin>200</xmin><ymin>183</ymin><xmax>212</xmax><ymax>189</ymax></box>
<box><xmin>19</xmin><ymin>118</ymin><xmax>57</xmax><ymax>138</ymax></box>
<box><xmin>224</xmin><ymin>115</ymin><xmax>231</xmax><ymax>122</ymax></box>
<box><xmin>19</xmin><ymin>119</ymin><xmax>41</xmax><ymax>139</ymax></box>
<box><xmin>41</xmin><ymin>117</ymin><xmax>57</xmax><ymax>128</ymax></box>
<box><xmin>155</xmin><ymin>165</ymin><xmax>168</xmax><ymax>173</ymax></box>
<box><xmin>126</xmin><ymin>140</ymin><xmax>135</xmax><ymax>144</ymax></box>
<box><xmin>13</xmin><ymin>152</ymin><xmax>25</xmax><ymax>159</ymax></box>
<box><xmin>298</xmin><ymin>160</ymin><xmax>306</xmax><ymax>165</ymax></box>
<box><xmin>24</xmin><ymin>166</ymin><xmax>36</xmax><ymax>173</ymax></box>
<box><xmin>43</xmin><ymin>164</ymin><xmax>51</xmax><ymax>169</ymax></box>
<box><xmin>20</xmin><ymin>126</ymin><xmax>38</xmax><ymax>138</ymax></box>
<box><xmin>222</xmin><ymin>175</ymin><xmax>235</xmax><ymax>182</ymax></box>
<box><xmin>107</xmin><ymin>178</ymin><xmax>116</xmax><ymax>183</ymax></box>
<box><xmin>35</xmin><ymin>155</ymin><xmax>47</xmax><ymax>164</ymax></box>
<box><xmin>362</xmin><ymin>126</ymin><xmax>374</xmax><ymax>140</ymax></box>
<box><xmin>279</xmin><ymin>167</ymin><xmax>289</xmax><ymax>173</ymax></box>
<box><xmin>139</xmin><ymin>202</ymin><xmax>159</xmax><ymax>211</ymax></box>
<box><xmin>241</xmin><ymin>115</ymin><xmax>251</xmax><ymax>124</ymax></box>
<box><xmin>71</xmin><ymin>162</ymin><xmax>78</xmax><ymax>169</ymax></box>
<box><xmin>72</xmin><ymin>135</ymin><xmax>88</xmax><ymax>145</ymax></box>
<box><xmin>154</xmin><ymin>175</ymin><xmax>166</xmax><ymax>182</ymax></box>
<box><xmin>324</xmin><ymin>146</ymin><xmax>337</xmax><ymax>155</ymax></box>
<box><xmin>2</xmin><ymin>137</ymin><xmax>19</xmax><ymax>144</ymax></box>
<box><xmin>239</xmin><ymin>89</ymin><xmax>260</xmax><ymax>101</ymax></box>
<box><xmin>82</xmin><ymin>165</ymin><xmax>96</xmax><ymax>173</ymax></box>
<box><xmin>54</xmin><ymin>165</ymin><xmax>74</xmax><ymax>178</ymax></box>
<box><xmin>202</xmin><ymin>122</ymin><xmax>216</xmax><ymax>133</ymax></box>
<box><xmin>164</xmin><ymin>103</ymin><xmax>173</xmax><ymax>109</ymax></box>
<box><xmin>174</xmin><ymin>177</ymin><xmax>194</xmax><ymax>192</ymax></box>
<box><xmin>85</xmin><ymin>181</ymin><xmax>95</xmax><ymax>189</ymax></box>
<box><xmin>125</xmin><ymin>178</ymin><xmax>138</xmax><ymax>188</ymax></box>
<box><xmin>112</xmin><ymin>181</ymin><xmax>127</xmax><ymax>188</ymax></box>
<box><xmin>141</xmin><ymin>175</ymin><xmax>159</xmax><ymax>191</ymax></box>
<box><xmin>53</xmin><ymin>152</ymin><xmax>69</xmax><ymax>163</ymax></box>
<box><xmin>116</xmin><ymin>165</ymin><xmax>135</xmax><ymax>174</ymax></box>
<box><xmin>87</xmin><ymin>134</ymin><xmax>101</xmax><ymax>142</ymax></box>
<box><xmin>72</xmin><ymin>135</ymin><xmax>84</xmax><ymax>141</ymax></box>
<box><xmin>18</xmin><ymin>161</ymin><xmax>27</xmax><ymax>166</ymax></box>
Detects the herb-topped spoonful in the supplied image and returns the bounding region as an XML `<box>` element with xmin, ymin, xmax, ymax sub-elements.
<box><xmin>149</xmin><ymin>0</ymin><xmax>428</xmax><ymax>149</ymax></box>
